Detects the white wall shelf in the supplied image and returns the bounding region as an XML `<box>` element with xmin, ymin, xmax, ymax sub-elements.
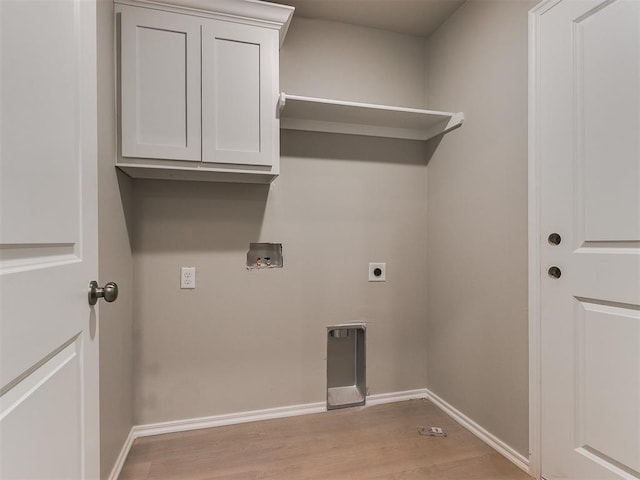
<box><xmin>277</xmin><ymin>93</ymin><xmax>464</xmax><ymax>142</ymax></box>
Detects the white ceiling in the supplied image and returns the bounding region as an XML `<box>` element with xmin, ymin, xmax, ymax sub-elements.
<box><xmin>268</xmin><ymin>0</ymin><xmax>466</xmax><ymax>38</ymax></box>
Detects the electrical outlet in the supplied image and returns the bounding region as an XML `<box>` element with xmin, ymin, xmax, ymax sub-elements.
<box><xmin>181</xmin><ymin>267</ymin><xmax>196</xmax><ymax>289</ymax></box>
<box><xmin>368</xmin><ymin>262</ymin><xmax>386</xmax><ymax>282</ymax></box>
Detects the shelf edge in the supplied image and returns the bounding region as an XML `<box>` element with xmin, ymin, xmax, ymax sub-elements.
<box><xmin>278</xmin><ymin>92</ymin><xmax>465</xmax><ymax>142</ymax></box>
<box><xmin>278</xmin><ymin>92</ymin><xmax>458</xmax><ymax>117</ymax></box>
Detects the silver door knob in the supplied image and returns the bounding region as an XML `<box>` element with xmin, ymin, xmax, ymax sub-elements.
<box><xmin>88</xmin><ymin>281</ymin><xmax>118</xmax><ymax>306</ymax></box>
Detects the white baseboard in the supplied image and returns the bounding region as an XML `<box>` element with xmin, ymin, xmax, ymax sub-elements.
<box><xmin>367</xmin><ymin>388</ymin><xmax>429</xmax><ymax>405</ymax></box>
<box><xmin>133</xmin><ymin>400</ymin><xmax>327</xmax><ymax>438</ymax></box>
<box><xmin>127</xmin><ymin>389</ymin><xmax>430</xmax><ymax>439</ymax></box>
<box><xmin>107</xmin><ymin>428</ymin><xmax>136</xmax><ymax>480</ymax></box>
<box><xmin>424</xmin><ymin>388</ymin><xmax>530</xmax><ymax>474</ymax></box>
<box><xmin>107</xmin><ymin>387</ymin><xmax>525</xmax><ymax>480</ymax></box>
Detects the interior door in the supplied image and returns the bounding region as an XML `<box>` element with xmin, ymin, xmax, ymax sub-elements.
<box><xmin>537</xmin><ymin>0</ymin><xmax>640</xmax><ymax>479</ymax></box>
<box><xmin>0</xmin><ymin>0</ymin><xmax>100</xmax><ymax>478</ymax></box>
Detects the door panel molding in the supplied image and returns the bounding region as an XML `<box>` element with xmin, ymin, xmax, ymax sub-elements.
<box><xmin>0</xmin><ymin>244</ymin><xmax>78</xmax><ymax>274</ymax></box>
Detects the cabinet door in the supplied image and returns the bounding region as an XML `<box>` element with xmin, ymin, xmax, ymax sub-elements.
<box><xmin>202</xmin><ymin>21</ymin><xmax>278</xmax><ymax>167</ymax></box>
<box><xmin>120</xmin><ymin>7</ymin><xmax>201</xmax><ymax>161</ymax></box>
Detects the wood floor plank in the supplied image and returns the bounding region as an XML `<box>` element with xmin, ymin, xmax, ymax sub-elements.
<box><xmin>118</xmin><ymin>399</ymin><xmax>532</xmax><ymax>480</ymax></box>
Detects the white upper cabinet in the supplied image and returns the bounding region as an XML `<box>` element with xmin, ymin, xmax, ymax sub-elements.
<box><xmin>120</xmin><ymin>8</ymin><xmax>201</xmax><ymax>161</ymax></box>
<box><xmin>202</xmin><ymin>21</ymin><xmax>277</xmax><ymax>167</ymax></box>
<box><xmin>116</xmin><ymin>0</ymin><xmax>293</xmax><ymax>183</ymax></box>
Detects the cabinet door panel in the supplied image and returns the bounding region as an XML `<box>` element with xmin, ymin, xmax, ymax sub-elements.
<box><xmin>202</xmin><ymin>21</ymin><xmax>277</xmax><ymax>166</ymax></box>
<box><xmin>214</xmin><ymin>38</ymin><xmax>260</xmax><ymax>153</ymax></box>
<box><xmin>120</xmin><ymin>7</ymin><xmax>201</xmax><ymax>161</ymax></box>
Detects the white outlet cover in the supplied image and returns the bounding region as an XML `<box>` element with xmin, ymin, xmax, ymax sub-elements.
<box><xmin>181</xmin><ymin>266</ymin><xmax>196</xmax><ymax>289</ymax></box>
<box><xmin>368</xmin><ymin>263</ymin><xmax>386</xmax><ymax>282</ymax></box>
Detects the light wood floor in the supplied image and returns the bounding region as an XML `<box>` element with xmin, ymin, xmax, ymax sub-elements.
<box><xmin>119</xmin><ymin>399</ymin><xmax>533</xmax><ymax>480</ymax></box>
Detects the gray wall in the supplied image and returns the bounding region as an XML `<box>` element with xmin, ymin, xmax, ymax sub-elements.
<box><xmin>131</xmin><ymin>18</ymin><xmax>429</xmax><ymax>425</ymax></box>
<box><xmin>281</xmin><ymin>17</ymin><xmax>426</xmax><ymax>107</ymax></box>
<box><xmin>424</xmin><ymin>0</ymin><xmax>534</xmax><ymax>457</ymax></box>
<box><xmin>97</xmin><ymin>0</ymin><xmax>134</xmax><ymax>477</ymax></box>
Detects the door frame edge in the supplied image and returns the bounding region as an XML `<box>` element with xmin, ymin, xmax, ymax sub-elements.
<box><xmin>528</xmin><ymin>1</ymin><xmax>564</xmax><ymax>479</ymax></box>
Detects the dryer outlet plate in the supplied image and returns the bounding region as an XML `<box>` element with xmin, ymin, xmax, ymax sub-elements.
<box><xmin>368</xmin><ymin>263</ymin><xmax>386</xmax><ymax>282</ymax></box>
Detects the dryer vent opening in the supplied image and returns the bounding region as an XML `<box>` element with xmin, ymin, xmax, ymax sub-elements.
<box><xmin>327</xmin><ymin>324</ymin><xmax>366</xmax><ymax>410</ymax></box>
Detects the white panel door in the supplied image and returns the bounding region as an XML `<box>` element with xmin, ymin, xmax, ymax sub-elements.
<box><xmin>0</xmin><ymin>0</ymin><xmax>100</xmax><ymax>478</ymax></box>
<box><xmin>202</xmin><ymin>20</ymin><xmax>278</xmax><ymax>167</ymax></box>
<box><xmin>537</xmin><ymin>0</ymin><xmax>640</xmax><ymax>479</ymax></box>
<box><xmin>120</xmin><ymin>6</ymin><xmax>201</xmax><ymax>161</ymax></box>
